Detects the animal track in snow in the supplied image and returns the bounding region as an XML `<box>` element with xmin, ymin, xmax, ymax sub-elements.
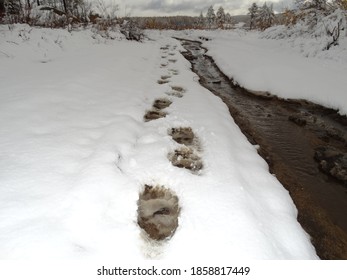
<box><xmin>165</xmin><ymin>86</ymin><xmax>185</xmax><ymax>98</ymax></box>
<box><xmin>144</xmin><ymin>96</ymin><xmax>172</xmax><ymax>122</ymax></box>
<box><xmin>144</xmin><ymin>110</ymin><xmax>167</xmax><ymax>122</ymax></box>
<box><xmin>161</xmin><ymin>75</ymin><xmax>171</xmax><ymax>80</ymax></box>
<box><xmin>170</xmin><ymin>127</ymin><xmax>195</xmax><ymax>146</ymax></box>
<box><xmin>166</xmin><ymin>92</ymin><xmax>182</xmax><ymax>98</ymax></box>
<box><xmin>169</xmin><ymin>147</ymin><xmax>203</xmax><ymax>173</ymax></box>
<box><xmin>168</xmin><ymin>126</ymin><xmax>203</xmax><ymax>173</ymax></box>
<box><xmin>168</xmin><ymin>69</ymin><xmax>179</xmax><ymax>75</ymax></box>
<box><xmin>160</xmin><ymin>45</ymin><xmax>170</xmax><ymax>51</ymax></box>
<box><xmin>137</xmin><ymin>185</ymin><xmax>180</xmax><ymax>241</ymax></box>
<box><xmin>153</xmin><ymin>98</ymin><xmax>172</xmax><ymax>110</ymax></box>
<box><xmin>157</xmin><ymin>75</ymin><xmax>171</xmax><ymax>85</ymax></box>
<box><xmin>157</xmin><ymin>79</ymin><xmax>169</xmax><ymax>84</ymax></box>
<box><xmin>171</xmin><ymin>86</ymin><xmax>184</xmax><ymax>92</ymax></box>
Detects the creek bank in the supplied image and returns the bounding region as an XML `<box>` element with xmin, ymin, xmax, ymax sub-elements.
<box><xmin>177</xmin><ymin>38</ymin><xmax>347</xmax><ymax>259</ymax></box>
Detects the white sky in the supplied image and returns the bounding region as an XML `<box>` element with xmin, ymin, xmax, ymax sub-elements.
<box><xmin>103</xmin><ymin>0</ymin><xmax>295</xmax><ymax>17</ymax></box>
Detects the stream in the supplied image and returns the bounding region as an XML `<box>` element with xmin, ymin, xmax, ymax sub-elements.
<box><xmin>178</xmin><ymin>38</ymin><xmax>347</xmax><ymax>259</ymax></box>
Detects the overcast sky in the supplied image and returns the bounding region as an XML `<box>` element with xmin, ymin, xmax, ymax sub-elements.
<box><xmin>107</xmin><ymin>0</ymin><xmax>295</xmax><ymax>17</ymax></box>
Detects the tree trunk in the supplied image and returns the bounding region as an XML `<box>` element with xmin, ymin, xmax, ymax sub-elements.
<box><xmin>0</xmin><ymin>0</ymin><xmax>5</xmax><ymax>15</ymax></box>
<box><xmin>62</xmin><ymin>0</ymin><xmax>68</xmax><ymax>14</ymax></box>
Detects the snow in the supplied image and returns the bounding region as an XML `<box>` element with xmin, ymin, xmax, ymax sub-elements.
<box><xmin>179</xmin><ymin>29</ymin><xmax>347</xmax><ymax>116</ymax></box>
<box><xmin>0</xmin><ymin>25</ymin><xmax>318</xmax><ymax>260</ymax></box>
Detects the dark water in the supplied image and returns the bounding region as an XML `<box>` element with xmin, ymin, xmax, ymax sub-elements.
<box><xmin>178</xmin><ymin>38</ymin><xmax>347</xmax><ymax>259</ymax></box>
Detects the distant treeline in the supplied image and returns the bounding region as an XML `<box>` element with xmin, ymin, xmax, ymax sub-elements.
<box><xmin>135</xmin><ymin>15</ymin><xmax>250</xmax><ymax>30</ymax></box>
<box><xmin>0</xmin><ymin>1</ymin><xmax>249</xmax><ymax>30</ymax></box>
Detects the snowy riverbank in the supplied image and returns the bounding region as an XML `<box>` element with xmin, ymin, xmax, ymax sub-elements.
<box><xmin>173</xmin><ymin>29</ymin><xmax>347</xmax><ymax>116</ymax></box>
<box><xmin>0</xmin><ymin>25</ymin><xmax>317</xmax><ymax>259</ymax></box>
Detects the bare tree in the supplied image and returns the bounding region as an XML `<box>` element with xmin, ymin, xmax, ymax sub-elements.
<box><xmin>4</xmin><ymin>0</ymin><xmax>22</xmax><ymax>23</ymax></box>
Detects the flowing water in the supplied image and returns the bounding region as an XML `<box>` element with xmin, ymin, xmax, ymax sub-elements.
<box><xmin>178</xmin><ymin>38</ymin><xmax>347</xmax><ymax>259</ymax></box>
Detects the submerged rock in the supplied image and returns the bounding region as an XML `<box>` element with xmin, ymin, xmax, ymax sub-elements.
<box><xmin>288</xmin><ymin>115</ymin><xmax>307</xmax><ymax>126</ymax></box>
<box><xmin>314</xmin><ymin>147</ymin><xmax>347</xmax><ymax>184</ymax></box>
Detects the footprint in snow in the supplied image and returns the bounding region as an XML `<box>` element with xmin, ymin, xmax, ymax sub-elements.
<box><xmin>165</xmin><ymin>85</ymin><xmax>185</xmax><ymax>98</ymax></box>
<box><xmin>144</xmin><ymin>95</ymin><xmax>173</xmax><ymax>122</ymax></box>
<box><xmin>137</xmin><ymin>185</ymin><xmax>180</xmax><ymax>241</ymax></box>
<box><xmin>168</xmin><ymin>127</ymin><xmax>203</xmax><ymax>173</ymax></box>
<box><xmin>169</xmin><ymin>146</ymin><xmax>203</xmax><ymax>173</ymax></box>
<box><xmin>168</xmin><ymin>69</ymin><xmax>179</xmax><ymax>75</ymax></box>
<box><xmin>161</xmin><ymin>75</ymin><xmax>171</xmax><ymax>80</ymax></box>
<box><xmin>153</xmin><ymin>98</ymin><xmax>172</xmax><ymax>110</ymax></box>
<box><xmin>157</xmin><ymin>79</ymin><xmax>169</xmax><ymax>84</ymax></box>
<box><xmin>158</xmin><ymin>75</ymin><xmax>171</xmax><ymax>84</ymax></box>
<box><xmin>144</xmin><ymin>110</ymin><xmax>167</xmax><ymax>122</ymax></box>
<box><xmin>170</xmin><ymin>127</ymin><xmax>195</xmax><ymax>146</ymax></box>
<box><xmin>160</xmin><ymin>45</ymin><xmax>170</xmax><ymax>51</ymax></box>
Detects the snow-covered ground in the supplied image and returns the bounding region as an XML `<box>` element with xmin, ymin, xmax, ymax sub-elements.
<box><xmin>0</xmin><ymin>25</ymin><xmax>318</xmax><ymax>260</ymax></box>
<box><xmin>176</xmin><ymin>29</ymin><xmax>347</xmax><ymax>116</ymax></box>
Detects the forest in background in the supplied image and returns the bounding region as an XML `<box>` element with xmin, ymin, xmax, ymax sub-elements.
<box><xmin>0</xmin><ymin>1</ymin><xmax>346</xmax><ymax>49</ymax></box>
